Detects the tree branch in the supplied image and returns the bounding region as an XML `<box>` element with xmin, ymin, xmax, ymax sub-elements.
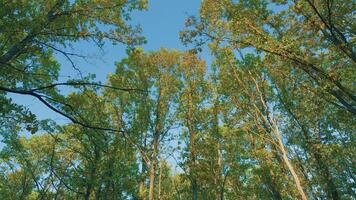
<box><xmin>0</xmin><ymin>86</ymin><xmax>126</xmax><ymax>134</ymax></box>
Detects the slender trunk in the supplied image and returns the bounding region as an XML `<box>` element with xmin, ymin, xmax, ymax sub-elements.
<box><xmin>139</xmin><ymin>181</ymin><xmax>146</xmax><ymax>200</ymax></box>
<box><xmin>148</xmin><ymin>138</ymin><xmax>158</xmax><ymax>200</ymax></box>
<box><xmin>251</xmin><ymin>76</ymin><xmax>308</xmax><ymax>200</ymax></box>
<box><xmin>139</xmin><ymin>162</ymin><xmax>146</xmax><ymax>200</ymax></box>
<box><xmin>217</xmin><ymin>142</ymin><xmax>223</xmax><ymax>200</ymax></box>
<box><xmin>149</xmin><ymin>85</ymin><xmax>164</xmax><ymax>200</ymax></box>
<box><xmin>190</xmin><ymin>132</ymin><xmax>198</xmax><ymax>200</ymax></box>
<box><xmin>186</xmin><ymin>91</ymin><xmax>198</xmax><ymax>200</ymax></box>
<box><xmin>213</xmin><ymin>94</ymin><xmax>224</xmax><ymax>200</ymax></box>
<box><xmin>274</xmin><ymin>126</ymin><xmax>308</xmax><ymax>200</ymax></box>
<box><xmin>139</xmin><ymin>133</ymin><xmax>148</xmax><ymax>200</ymax></box>
<box><xmin>189</xmin><ymin>134</ymin><xmax>198</xmax><ymax>200</ymax></box>
<box><xmin>220</xmin><ymin>170</ymin><xmax>230</xmax><ymax>200</ymax></box>
<box><xmin>148</xmin><ymin>158</ymin><xmax>156</xmax><ymax>200</ymax></box>
<box><xmin>158</xmin><ymin>160</ymin><xmax>162</xmax><ymax>200</ymax></box>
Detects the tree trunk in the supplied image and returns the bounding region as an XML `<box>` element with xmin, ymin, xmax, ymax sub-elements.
<box><xmin>189</xmin><ymin>130</ymin><xmax>198</xmax><ymax>200</ymax></box>
<box><xmin>251</xmin><ymin>77</ymin><xmax>308</xmax><ymax>200</ymax></box>
<box><xmin>186</xmin><ymin>91</ymin><xmax>198</xmax><ymax>200</ymax></box>
<box><xmin>139</xmin><ymin>135</ymin><xmax>148</xmax><ymax>200</ymax></box>
<box><xmin>158</xmin><ymin>160</ymin><xmax>162</xmax><ymax>200</ymax></box>
<box><xmin>139</xmin><ymin>166</ymin><xmax>146</xmax><ymax>200</ymax></box>
<box><xmin>217</xmin><ymin>143</ymin><xmax>223</xmax><ymax>200</ymax></box>
<box><xmin>148</xmin><ymin>138</ymin><xmax>158</xmax><ymax>200</ymax></box>
<box><xmin>274</xmin><ymin>125</ymin><xmax>308</xmax><ymax>200</ymax></box>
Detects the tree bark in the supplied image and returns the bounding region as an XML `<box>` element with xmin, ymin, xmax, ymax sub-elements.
<box><xmin>148</xmin><ymin>138</ymin><xmax>158</xmax><ymax>200</ymax></box>
<box><xmin>186</xmin><ymin>91</ymin><xmax>198</xmax><ymax>200</ymax></box>
<box><xmin>274</xmin><ymin>125</ymin><xmax>308</xmax><ymax>200</ymax></box>
<box><xmin>251</xmin><ymin>75</ymin><xmax>308</xmax><ymax>200</ymax></box>
<box><xmin>158</xmin><ymin>160</ymin><xmax>162</xmax><ymax>200</ymax></box>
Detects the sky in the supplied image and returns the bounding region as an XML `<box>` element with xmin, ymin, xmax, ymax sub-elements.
<box><xmin>10</xmin><ymin>0</ymin><xmax>203</xmax><ymax>122</ymax></box>
<box><xmin>8</xmin><ymin>0</ymin><xmax>204</xmax><ymax>171</ymax></box>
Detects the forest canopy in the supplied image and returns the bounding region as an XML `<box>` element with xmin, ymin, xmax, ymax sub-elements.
<box><xmin>0</xmin><ymin>0</ymin><xmax>355</xmax><ymax>199</ymax></box>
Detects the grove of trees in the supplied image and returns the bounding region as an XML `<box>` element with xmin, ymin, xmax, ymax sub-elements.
<box><xmin>0</xmin><ymin>0</ymin><xmax>355</xmax><ymax>199</ymax></box>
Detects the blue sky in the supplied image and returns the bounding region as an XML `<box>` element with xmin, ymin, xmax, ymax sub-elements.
<box><xmin>11</xmin><ymin>0</ymin><xmax>203</xmax><ymax>122</ymax></box>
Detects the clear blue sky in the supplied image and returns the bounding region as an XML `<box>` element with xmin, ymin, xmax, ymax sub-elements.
<box><xmin>11</xmin><ymin>0</ymin><xmax>203</xmax><ymax>122</ymax></box>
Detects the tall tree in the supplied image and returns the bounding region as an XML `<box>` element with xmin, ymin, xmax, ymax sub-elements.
<box><xmin>108</xmin><ymin>48</ymin><xmax>181</xmax><ymax>200</ymax></box>
<box><xmin>177</xmin><ymin>51</ymin><xmax>207</xmax><ymax>200</ymax></box>
<box><xmin>181</xmin><ymin>0</ymin><xmax>355</xmax><ymax>114</ymax></box>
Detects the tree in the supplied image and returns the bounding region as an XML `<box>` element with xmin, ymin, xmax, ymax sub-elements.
<box><xmin>177</xmin><ymin>51</ymin><xmax>207</xmax><ymax>200</ymax></box>
<box><xmin>0</xmin><ymin>0</ymin><xmax>147</xmax><ymax>136</ymax></box>
<box><xmin>1</xmin><ymin>1</ymin><xmax>355</xmax><ymax>199</ymax></box>
<box><xmin>108</xmin><ymin>48</ymin><xmax>182</xmax><ymax>200</ymax></box>
<box><xmin>181</xmin><ymin>0</ymin><xmax>355</xmax><ymax>115</ymax></box>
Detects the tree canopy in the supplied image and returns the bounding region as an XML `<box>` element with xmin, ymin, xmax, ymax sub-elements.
<box><xmin>0</xmin><ymin>0</ymin><xmax>355</xmax><ymax>200</ymax></box>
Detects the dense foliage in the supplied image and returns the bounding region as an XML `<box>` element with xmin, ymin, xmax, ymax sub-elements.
<box><xmin>0</xmin><ymin>0</ymin><xmax>355</xmax><ymax>199</ymax></box>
